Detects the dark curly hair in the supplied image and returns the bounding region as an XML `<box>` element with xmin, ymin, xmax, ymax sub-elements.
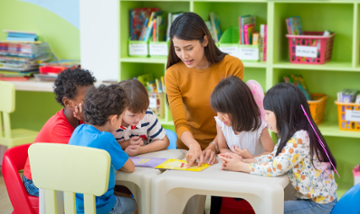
<box><xmin>54</xmin><ymin>68</ymin><xmax>96</xmax><ymax>106</ymax></box>
<box><xmin>83</xmin><ymin>84</ymin><xmax>129</xmax><ymax>126</ymax></box>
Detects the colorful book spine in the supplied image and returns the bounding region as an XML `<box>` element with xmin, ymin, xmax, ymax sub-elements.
<box><xmin>243</xmin><ymin>24</ymin><xmax>254</xmax><ymax>45</ymax></box>
<box><xmin>263</xmin><ymin>25</ymin><xmax>267</xmax><ymax>62</ymax></box>
<box><xmin>153</xmin><ymin>19</ymin><xmax>157</xmax><ymax>41</ymax></box>
<box><xmin>259</xmin><ymin>24</ymin><xmax>265</xmax><ymax>61</ymax></box>
<box><xmin>238</xmin><ymin>17</ymin><xmax>242</xmax><ymax>44</ymax></box>
<box><xmin>285</xmin><ymin>18</ymin><xmax>293</xmax><ymax>35</ymax></box>
<box><xmin>252</xmin><ymin>33</ymin><xmax>259</xmax><ymax>45</ymax></box>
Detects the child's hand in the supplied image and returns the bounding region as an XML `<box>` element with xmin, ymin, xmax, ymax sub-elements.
<box><xmin>73</xmin><ymin>103</ymin><xmax>85</xmax><ymax>121</ymax></box>
<box><xmin>125</xmin><ymin>145</ymin><xmax>142</xmax><ymax>156</ymax></box>
<box><xmin>129</xmin><ymin>136</ymin><xmax>144</xmax><ymax>146</ymax></box>
<box><xmin>231</xmin><ymin>146</ymin><xmax>253</xmax><ymax>159</ymax></box>
<box><xmin>218</xmin><ymin>152</ymin><xmax>243</xmax><ymax>172</ymax></box>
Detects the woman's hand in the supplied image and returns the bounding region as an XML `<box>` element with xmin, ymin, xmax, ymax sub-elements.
<box><xmin>231</xmin><ymin>146</ymin><xmax>253</xmax><ymax>159</ymax></box>
<box><xmin>202</xmin><ymin>144</ymin><xmax>218</xmax><ymax>165</ymax></box>
<box><xmin>219</xmin><ymin>152</ymin><xmax>250</xmax><ymax>172</ymax></box>
<box><xmin>186</xmin><ymin>142</ymin><xmax>204</xmax><ymax>167</ymax></box>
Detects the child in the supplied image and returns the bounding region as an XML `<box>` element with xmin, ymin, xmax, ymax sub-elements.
<box><xmin>219</xmin><ymin>83</ymin><xmax>338</xmax><ymax>214</ymax></box>
<box><xmin>113</xmin><ymin>79</ymin><xmax>169</xmax><ymax>156</ymax></box>
<box><xmin>23</xmin><ymin>68</ymin><xmax>96</xmax><ymax>197</ymax></box>
<box><xmin>210</xmin><ymin>76</ymin><xmax>274</xmax><ymax>158</ymax></box>
<box><xmin>69</xmin><ymin>84</ymin><xmax>137</xmax><ymax>214</ymax></box>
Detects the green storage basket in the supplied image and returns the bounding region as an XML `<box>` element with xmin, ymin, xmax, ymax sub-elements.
<box><xmin>128</xmin><ymin>38</ymin><xmax>149</xmax><ymax>57</ymax></box>
<box><xmin>149</xmin><ymin>38</ymin><xmax>169</xmax><ymax>58</ymax></box>
<box><xmin>218</xmin><ymin>27</ymin><xmax>259</xmax><ymax>62</ymax></box>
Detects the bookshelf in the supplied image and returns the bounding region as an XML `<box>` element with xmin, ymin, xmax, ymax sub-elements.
<box><xmin>80</xmin><ymin>0</ymin><xmax>360</xmax><ymax>196</ymax></box>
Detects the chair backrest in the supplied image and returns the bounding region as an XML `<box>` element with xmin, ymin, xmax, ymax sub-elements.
<box><xmin>29</xmin><ymin>143</ymin><xmax>111</xmax><ymax>214</ymax></box>
<box><xmin>165</xmin><ymin>129</ymin><xmax>177</xmax><ymax>149</ymax></box>
<box><xmin>331</xmin><ymin>183</ymin><xmax>360</xmax><ymax>214</ymax></box>
<box><xmin>2</xmin><ymin>143</ymin><xmax>38</xmax><ymax>214</ymax></box>
<box><xmin>0</xmin><ymin>81</ymin><xmax>15</xmax><ymax>139</ymax></box>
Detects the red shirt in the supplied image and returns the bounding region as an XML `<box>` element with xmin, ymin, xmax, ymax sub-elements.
<box><xmin>23</xmin><ymin>109</ymin><xmax>82</xmax><ymax>179</ymax></box>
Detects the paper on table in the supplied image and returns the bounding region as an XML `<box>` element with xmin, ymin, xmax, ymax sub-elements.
<box><xmin>130</xmin><ymin>157</ymin><xmax>168</xmax><ymax>168</ymax></box>
<box><xmin>155</xmin><ymin>159</ymin><xmax>210</xmax><ymax>172</ymax></box>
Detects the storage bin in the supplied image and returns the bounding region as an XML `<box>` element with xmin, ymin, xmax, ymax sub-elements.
<box><xmin>286</xmin><ymin>31</ymin><xmax>335</xmax><ymax>64</ymax></box>
<box><xmin>308</xmin><ymin>93</ymin><xmax>328</xmax><ymax>125</ymax></box>
<box><xmin>149</xmin><ymin>39</ymin><xmax>169</xmax><ymax>58</ymax></box>
<box><xmin>218</xmin><ymin>27</ymin><xmax>259</xmax><ymax>62</ymax></box>
<box><xmin>128</xmin><ymin>38</ymin><xmax>149</xmax><ymax>57</ymax></box>
<box><xmin>148</xmin><ymin>92</ymin><xmax>165</xmax><ymax>119</ymax></box>
<box><xmin>335</xmin><ymin>102</ymin><xmax>360</xmax><ymax>131</ymax></box>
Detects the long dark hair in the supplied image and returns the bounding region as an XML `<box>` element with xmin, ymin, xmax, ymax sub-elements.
<box><xmin>264</xmin><ymin>83</ymin><xmax>336</xmax><ymax>169</ymax></box>
<box><xmin>166</xmin><ymin>12</ymin><xmax>226</xmax><ymax>69</ymax></box>
<box><xmin>210</xmin><ymin>76</ymin><xmax>261</xmax><ymax>132</ymax></box>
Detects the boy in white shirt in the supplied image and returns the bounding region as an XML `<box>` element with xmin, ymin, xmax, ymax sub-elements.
<box><xmin>113</xmin><ymin>79</ymin><xmax>169</xmax><ymax>156</ymax></box>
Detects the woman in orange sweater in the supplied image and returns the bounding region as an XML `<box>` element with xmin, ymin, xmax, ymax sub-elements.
<box><xmin>165</xmin><ymin>12</ymin><xmax>244</xmax><ymax>167</ymax></box>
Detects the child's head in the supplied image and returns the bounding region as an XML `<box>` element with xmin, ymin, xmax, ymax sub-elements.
<box><xmin>83</xmin><ymin>84</ymin><xmax>129</xmax><ymax>132</ymax></box>
<box><xmin>54</xmin><ymin>68</ymin><xmax>96</xmax><ymax>110</ymax></box>
<box><xmin>264</xmin><ymin>83</ymin><xmax>336</xmax><ymax>168</ymax></box>
<box><xmin>210</xmin><ymin>76</ymin><xmax>261</xmax><ymax>132</ymax></box>
<box><xmin>118</xmin><ymin>79</ymin><xmax>149</xmax><ymax>127</ymax></box>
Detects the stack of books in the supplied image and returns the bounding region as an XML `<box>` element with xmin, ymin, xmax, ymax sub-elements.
<box><xmin>35</xmin><ymin>60</ymin><xmax>81</xmax><ymax>82</ymax></box>
<box><xmin>4</xmin><ymin>30</ymin><xmax>38</xmax><ymax>42</ymax></box>
<box><xmin>0</xmin><ymin>42</ymin><xmax>51</xmax><ymax>81</ymax></box>
<box><xmin>337</xmin><ymin>89</ymin><xmax>360</xmax><ymax>103</ymax></box>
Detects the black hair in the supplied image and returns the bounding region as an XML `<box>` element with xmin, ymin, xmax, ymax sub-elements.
<box><xmin>54</xmin><ymin>67</ymin><xmax>96</xmax><ymax>106</ymax></box>
<box><xmin>210</xmin><ymin>76</ymin><xmax>261</xmax><ymax>132</ymax></box>
<box><xmin>119</xmin><ymin>79</ymin><xmax>149</xmax><ymax>113</ymax></box>
<box><xmin>264</xmin><ymin>83</ymin><xmax>336</xmax><ymax>169</ymax></box>
<box><xmin>167</xmin><ymin>12</ymin><xmax>227</xmax><ymax>69</ymax></box>
<box><xmin>83</xmin><ymin>84</ymin><xmax>129</xmax><ymax>126</ymax></box>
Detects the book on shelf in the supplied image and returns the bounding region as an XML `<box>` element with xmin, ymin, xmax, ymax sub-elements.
<box><xmin>3</xmin><ymin>30</ymin><xmax>38</xmax><ymax>42</ymax></box>
<box><xmin>263</xmin><ymin>25</ymin><xmax>267</xmax><ymax>62</ymax></box>
<box><xmin>243</xmin><ymin>23</ymin><xmax>254</xmax><ymax>45</ymax></box>
<box><xmin>285</xmin><ymin>16</ymin><xmax>303</xmax><ymax>35</ymax></box>
<box><xmin>130</xmin><ymin>7</ymin><xmax>160</xmax><ymax>41</ymax></box>
<box><xmin>239</xmin><ymin>15</ymin><xmax>256</xmax><ymax>45</ymax></box>
<box><xmin>166</xmin><ymin>11</ymin><xmax>183</xmax><ymax>41</ymax></box>
<box><xmin>0</xmin><ymin>76</ymin><xmax>30</xmax><ymax>81</ymax></box>
<box><xmin>209</xmin><ymin>12</ymin><xmax>222</xmax><ymax>43</ymax></box>
<box><xmin>143</xmin><ymin>11</ymin><xmax>164</xmax><ymax>42</ymax></box>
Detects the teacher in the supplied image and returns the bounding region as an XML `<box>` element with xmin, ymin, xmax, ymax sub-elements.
<box><xmin>165</xmin><ymin>12</ymin><xmax>244</xmax><ymax>167</ymax></box>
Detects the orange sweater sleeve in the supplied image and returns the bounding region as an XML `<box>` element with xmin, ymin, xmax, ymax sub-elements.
<box><xmin>165</xmin><ymin>68</ymin><xmax>190</xmax><ymax>138</ymax></box>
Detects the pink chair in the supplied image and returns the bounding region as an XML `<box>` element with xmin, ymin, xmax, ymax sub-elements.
<box><xmin>2</xmin><ymin>143</ymin><xmax>39</xmax><ymax>214</ymax></box>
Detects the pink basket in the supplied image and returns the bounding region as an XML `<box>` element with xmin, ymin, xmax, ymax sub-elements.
<box><xmin>286</xmin><ymin>31</ymin><xmax>336</xmax><ymax>64</ymax></box>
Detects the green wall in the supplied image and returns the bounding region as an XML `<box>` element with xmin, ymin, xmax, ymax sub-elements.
<box><xmin>0</xmin><ymin>0</ymin><xmax>80</xmax><ymax>131</ymax></box>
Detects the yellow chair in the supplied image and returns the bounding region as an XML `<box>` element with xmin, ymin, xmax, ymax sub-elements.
<box><xmin>29</xmin><ymin>143</ymin><xmax>111</xmax><ymax>214</ymax></box>
<box><xmin>0</xmin><ymin>81</ymin><xmax>38</xmax><ymax>148</ymax></box>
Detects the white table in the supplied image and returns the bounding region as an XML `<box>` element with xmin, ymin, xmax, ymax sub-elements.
<box><xmin>151</xmin><ymin>158</ymin><xmax>290</xmax><ymax>214</ymax></box>
<box><xmin>115</xmin><ymin>149</ymin><xmax>187</xmax><ymax>214</ymax></box>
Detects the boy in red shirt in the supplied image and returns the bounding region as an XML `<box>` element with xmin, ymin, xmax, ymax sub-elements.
<box><xmin>23</xmin><ymin>68</ymin><xmax>96</xmax><ymax>197</ymax></box>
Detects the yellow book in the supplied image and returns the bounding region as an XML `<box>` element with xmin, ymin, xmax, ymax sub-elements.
<box><xmin>155</xmin><ymin>159</ymin><xmax>211</xmax><ymax>172</ymax></box>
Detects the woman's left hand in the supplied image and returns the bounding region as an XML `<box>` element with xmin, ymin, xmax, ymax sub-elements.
<box><xmin>202</xmin><ymin>148</ymin><xmax>218</xmax><ymax>165</ymax></box>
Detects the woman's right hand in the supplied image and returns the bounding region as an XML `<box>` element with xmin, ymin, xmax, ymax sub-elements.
<box><xmin>186</xmin><ymin>142</ymin><xmax>204</xmax><ymax>167</ymax></box>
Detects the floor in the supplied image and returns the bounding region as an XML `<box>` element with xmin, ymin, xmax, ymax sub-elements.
<box><xmin>0</xmin><ymin>169</ymin><xmax>13</xmax><ymax>214</ymax></box>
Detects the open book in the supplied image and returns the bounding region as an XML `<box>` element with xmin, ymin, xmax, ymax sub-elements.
<box><xmin>155</xmin><ymin>159</ymin><xmax>211</xmax><ymax>172</ymax></box>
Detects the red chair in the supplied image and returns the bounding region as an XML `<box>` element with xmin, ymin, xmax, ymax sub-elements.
<box><xmin>2</xmin><ymin>144</ymin><xmax>39</xmax><ymax>214</ymax></box>
<box><xmin>220</xmin><ymin>197</ymin><xmax>255</xmax><ymax>214</ymax></box>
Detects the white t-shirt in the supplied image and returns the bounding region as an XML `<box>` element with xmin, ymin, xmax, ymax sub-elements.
<box><xmin>113</xmin><ymin>109</ymin><xmax>166</xmax><ymax>145</ymax></box>
<box><xmin>215</xmin><ymin>116</ymin><xmax>267</xmax><ymax>156</ymax></box>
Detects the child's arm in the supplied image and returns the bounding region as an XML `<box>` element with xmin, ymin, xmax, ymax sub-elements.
<box><xmin>120</xmin><ymin>158</ymin><xmax>135</xmax><ymax>173</ymax></box>
<box><xmin>118</xmin><ymin>136</ymin><xmax>144</xmax><ymax>150</ymax></box>
<box><xmin>255</xmin><ymin>127</ymin><xmax>275</xmax><ymax>157</ymax></box>
<box><xmin>218</xmin><ymin>153</ymin><xmax>251</xmax><ymax>172</ymax></box>
<box><xmin>135</xmin><ymin>136</ymin><xmax>170</xmax><ymax>155</ymax></box>
<box><xmin>216</xmin><ymin>124</ymin><xmax>232</xmax><ymax>154</ymax></box>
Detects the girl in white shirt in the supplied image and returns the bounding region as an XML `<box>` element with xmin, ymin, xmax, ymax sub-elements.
<box><xmin>210</xmin><ymin>76</ymin><xmax>274</xmax><ymax>158</ymax></box>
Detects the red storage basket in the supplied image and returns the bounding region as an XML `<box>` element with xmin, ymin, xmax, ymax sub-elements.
<box><xmin>286</xmin><ymin>31</ymin><xmax>335</xmax><ymax>64</ymax></box>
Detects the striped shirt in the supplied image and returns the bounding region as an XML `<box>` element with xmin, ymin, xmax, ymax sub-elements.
<box><xmin>113</xmin><ymin>109</ymin><xmax>166</xmax><ymax>145</ymax></box>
